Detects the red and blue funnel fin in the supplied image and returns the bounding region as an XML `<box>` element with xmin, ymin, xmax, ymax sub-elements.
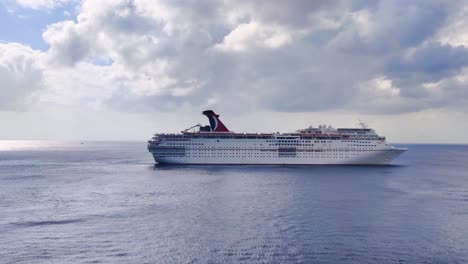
<box><xmin>202</xmin><ymin>110</ymin><xmax>230</xmax><ymax>132</ymax></box>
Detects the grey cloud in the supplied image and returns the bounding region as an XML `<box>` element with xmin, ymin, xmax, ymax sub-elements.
<box><xmin>329</xmin><ymin>0</ymin><xmax>447</xmax><ymax>54</ymax></box>
<box><xmin>373</xmin><ymin>0</ymin><xmax>447</xmax><ymax>49</ymax></box>
<box><xmin>381</xmin><ymin>43</ymin><xmax>468</xmax><ymax>105</ymax></box>
<box><xmin>38</xmin><ymin>0</ymin><xmax>468</xmax><ymax>115</ymax></box>
<box><xmin>43</xmin><ymin>18</ymin><xmax>96</xmax><ymax>66</ymax></box>
<box><xmin>106</xmin><ymin>90</ymin><xmax>187</xmax><ymax>112</ymax></box>
<box><xmin>228</xmin><ymin>0</ymin><xmax>348</xmax><ymax>27</ymax></box>
<box><xmin>385</xmin><ymin>43</ymin><xmax>468</xmax><ymax>80</ymax></box>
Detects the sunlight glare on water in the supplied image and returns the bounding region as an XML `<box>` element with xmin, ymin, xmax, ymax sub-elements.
<box><xmin>0</xmin><ymin>140</ymin><xmax>70</xmax><ymax>151</ymax></box>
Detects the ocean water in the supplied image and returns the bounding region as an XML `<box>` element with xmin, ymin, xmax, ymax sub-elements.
<box><xmin>0</xmin><ymin>141</ymin><xmax>467</xmax><ymax>264</ymax></box>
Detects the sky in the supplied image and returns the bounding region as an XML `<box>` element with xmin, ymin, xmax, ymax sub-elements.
<box><xmin>1</xmin><ymin>0</ymin><xmax>468</xmax><ymax>143</ymax></box>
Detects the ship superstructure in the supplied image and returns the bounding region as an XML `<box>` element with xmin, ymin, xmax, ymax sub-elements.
<box><xmin>148</xmin><ymin>110</ymin><xmax>407</xmax><ymax>165</ymax></box>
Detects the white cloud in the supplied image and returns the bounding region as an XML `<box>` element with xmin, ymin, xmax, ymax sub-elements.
<box><xmin>351</xmin><ymin>76</ymin><xmax>412</xmax><ymax>114</ymax></box>
<box><xmin>215</xmin><ymin>22</ymin><xmax>293</xmax><ymax>52</ymax></box>
<box><xmin>368</xmin><ymin>76</ymin><xmax>401</xmax><ymax>97</ymax></box>
<box><xmin>436</xmin><ymin>4</ymin><xmax>468</xmax><ymax>47</ymax></box>
<box><xmin>14</xmin><ymin>0</ymin><xmax>75</xmax><ymax>10</ymax></box>
<box><xmin>0</xmin><ymin>43</ymin><xmax>45</xmax><ymax>110</ymax></box>
<box><xmin>43</xmin><ymin>20</ymin><xmax>95</xmax><ymax>65</ymax></box>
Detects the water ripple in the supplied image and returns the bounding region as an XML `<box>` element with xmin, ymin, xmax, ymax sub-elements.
<box><xmin>11</xmin><ymin>219</ymin><xmax>84</xmax><ymax>228</ymax></box>
<box><xmin>0</xmin><ymin>142</ymin><xmax>467</xmax><ymax>263</ymax></box>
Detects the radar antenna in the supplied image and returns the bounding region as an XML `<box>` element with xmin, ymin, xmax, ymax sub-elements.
<box><xmin>358</xmin><ymin>119</ymin><xmax>368</xmax><ymax>129</ymax></box>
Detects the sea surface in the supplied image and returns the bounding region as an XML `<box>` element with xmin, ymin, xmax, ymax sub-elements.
<box><xmin>0</xmin><ymin>141</ymin><xmax>467</xmax><ymax>264</ymax></box>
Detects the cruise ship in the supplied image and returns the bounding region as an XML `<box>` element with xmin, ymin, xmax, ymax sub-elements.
<box><xmin>148</xmin><ymin>110</ymin><xmax>407</xmax><ymax>165</ymax></box>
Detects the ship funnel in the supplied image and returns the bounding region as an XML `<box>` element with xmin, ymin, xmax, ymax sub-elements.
<box><xmin>202</xmin><ymin>110</ymin><xmax>230</xmax><ymax>132</ymax></box>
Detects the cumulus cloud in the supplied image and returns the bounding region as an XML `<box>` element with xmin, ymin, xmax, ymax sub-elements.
<box><xmin>0</xmin><ymin>43</ymin><xmax>44</xmax><ymax>110</ymax></box>
<box><xmin>329</xmin><ymin>0</ymin><xmax>447</xmax><ymax>54</ymax></box>
<box><xmin>215</xmin><ymin>22</ymin><xmax>293</xmax><ymax>52</ymax></box>
<box><xmin>2</xmin><ymin>0</ymin><xmax>468</xmax><ymax>116</ymax></box>
<box><xmin>436</xmin><ymin>3</ymin><xmax>468</xmax><ymax>47</ymax></box>
<box><xmin>352</xmin><ymin>76</ymin><xmax>424</xmax><ymax>114</ymax></box>
<box><xmin>421</xmin><ymin>67</ymin><xmax>468</xmax><ymax>109</ymax></box>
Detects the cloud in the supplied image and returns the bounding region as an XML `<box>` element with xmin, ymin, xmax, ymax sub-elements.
<box><xmin>43</xmin><ymin>20</ymin><xmax>95</xmax><ymax>65</ymax></box>
<box><xmin>15</xmin><ymin>0</ymin><xmax>56</xmax><ymax>9</ymax></box>
<box><xmin>386</xmin><ymin>43</ymin><xmax>468</xmax><ymax>80</ymax></box>
<box><xmin>13</xmin><ymin>0</ymin><xmax>75</xmax><ymax>10</ymax></box>
<box><xmin>215</xmin><ymin>22</ymin><xmax>293</xmax><ymax>52</ymax></box>
<box><xmin>351</xmin><ymin>76</ymin><xmax>423</xmax><ymax>114</ymax></box>
<box><xmin>436</xmin><ymin>3</ymin><xmax>468</xmax><ymax>47</ymax></box>
<box><xmin>0</xmin><ymin>42</ymin><xmax>44</xmax><ymax>110</ymax></box>
<box><xmin>1</xmin><ymin>0</ymin><xmax>468</xmax><ymax>116</ymax></box>
<box><xmin>328</xmin><ymin>0</ymin><xmax>447</xmax><ymax>54</ymax></box>
<box><xmin>421</xmin><ymin>67</ymin><xmax>468</xmax><ymax>109</ymax></box>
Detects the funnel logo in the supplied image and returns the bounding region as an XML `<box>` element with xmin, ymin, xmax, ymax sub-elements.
<box><xmin>202</xmin><ymin>110</ymin><xmax>230</xmax><ymax>132</ymax></box>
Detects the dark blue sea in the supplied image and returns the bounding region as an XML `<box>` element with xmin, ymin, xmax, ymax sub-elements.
<box><xmin>1</xmin><ymin>141</ymin><xmax>467</xmax><ymax>264</ymax></box>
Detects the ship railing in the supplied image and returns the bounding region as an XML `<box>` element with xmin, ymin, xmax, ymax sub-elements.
<box><xmin>151</xmin><ymin>132</ymin><xmax>385</xmax><ymax>141</ymax></box>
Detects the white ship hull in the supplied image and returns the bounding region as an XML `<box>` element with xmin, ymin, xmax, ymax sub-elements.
<box><xmin>150</xmin><ymin>148</ymin><xmax>406</xmax><ymax>165</ymax></box>
<box><xmin>148</xmin><ymin>136</ymin><xmax>406</xmax><ymax>165</ymax></box>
